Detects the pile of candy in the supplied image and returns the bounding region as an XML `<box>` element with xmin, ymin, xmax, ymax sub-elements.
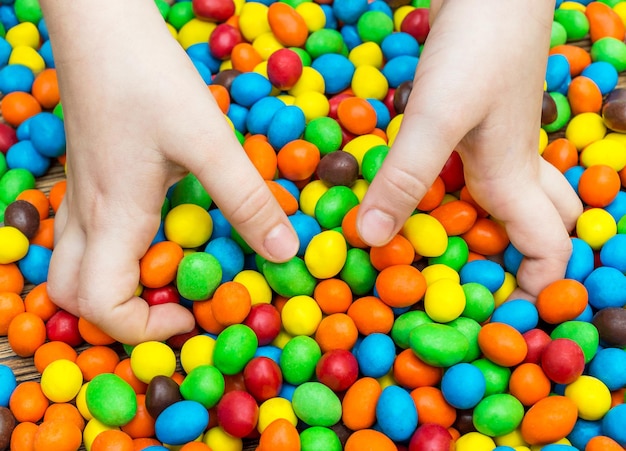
<box><xmin>1</xmin><ymin>0</ymin><xmax>626</xmax><ymax>450</ymax></box>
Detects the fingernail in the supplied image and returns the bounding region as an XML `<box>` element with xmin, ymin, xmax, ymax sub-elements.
<box><xmin>359</xmin><ymin>208</ymin><xmax>396</xmax><ymax>246</ymax></box>
<box><xmin>264</xmin><ymin>223</ymin><xmax>299</xmax><ymax>262</ymax></box>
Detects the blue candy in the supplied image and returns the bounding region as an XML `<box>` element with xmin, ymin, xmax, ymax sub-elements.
<box><xmin>226</xmin><ymin>103</ymin><xmax>249</xmax><ymax>135</ymax></box>
<box><xmin>0</xmin><ymin>364</ymin><xmax>16</xmax><ymax>407</ymax></box>
<box><xmin>332</xmin><ymin>0</ymin><xmax>368</xmax><ymax>25</ymax></box>
<box><xmin>588</xmin><ymin>347</ymin><xmax>626</xmax><ymax>391</ymax></box>
<box><xmin>366</xmin><ymin>98</ymin><xmax>391</xmax><ymax>130</ymax></box>
<box><xmin>581</xmin><ymin>61</ymin><xmax>618</xmax><ymax>95</ymax></box>
<box><xmin>546</xmin><ymin>54</ymin><xmax>571</xmax><ymax>92</ymax></box>
<box><xmin>599</xmin><ymin>233</ymin><xmax>626</xmax><ymax>273</ymax></box>
<box><xmin>381</xmin><ymin>55</ymin><xmax>418</xmax><ymax>88</ymax></box>
<box><xmin>340</xmin><ymin>24</ymin><xmax>362</xmax><ymax>51</ymax></box>
<box><xmin>490</xmin><ymin>299</ymin><xmax>538</xmax><ymax>334</ymax></box>
<box><xmin>355</xmin><ymin>333</ymin><xmax>395</xmax><ymax>378</ymax></box>
<box><xmin>38</xmin><ymin>39</ymin><xmax>55</xmax><ymax>69</ymax></box>
<box><xmin>0</xmin><ymin>63</ymin><xmax>34</xmax><ymax>93</ymax></box>
<box><xmin>204</xmin><ymin>236</ymin><xmax>245</xmax><ymax>283</ymax></box>
<box><xmin>605</xmin><ymin>191</ymin><xmax>626</xmax><ymax>223</ymax></box>
<box><xmin>187</xmin><ymin>42</ymin><xmax>221</xmax><ymax>74</ymax></box>
<box><xmin>267</xmin><ymin>105</ymin><xmax>306</xmax><ymax>149</ymax></box>
<box><xmin>459</xmin><ymin>259</ymin><xmax>505</xmax><ymax>293</ymax></box>
<box><xmin>602</xmin><ymin>404</ymin><xmax>626</xmax><ymax>446</ymax></box>
<box><xmin>568</xmin><ymin>418</ymin><xmax>603</xmax><ymax>451</ymax></box>
<box><xmin>246</xmin><ymin>96</ymin><xmax>285</xmax><ymax>136</ymax></box>
<box><xmin>275</xmin><ymin>178</ymin><xmax>299</xmax><ymax>201</ymax></box>
<box><xmin>381</xmin><ymin>32</ymin><xmax>419</xmax><ymax>60</ymax></box>
<box><xmin>18</xmin><ymin>244</ymin><xmax>52</xmax><ymax>285</ymax></box>
<box><xmin>311</xmin><ymin>53</ymin><xmax>355</xmax><ymax>95</ymax></box>
<box><xmin>29</xmin><ymin>112</ymin><xmax>67</xmax><ymax>158</ymax></box>
<box><xmin>376</xmin><ymin>385</ymin><xmax>418</xmax><ymax>442</ymax></box>
<box><xmin>502</xmin><ymin>243</ymin><xmax>523</xmax><ymax>276</ymax></box>
<box><xmin>6</xmin><ymin>140</ymin><xmax>51</xmax><ymax>177</ymax></box>
<box><xmin>230</xmin><ymin>72</ymin><xmax>273</xmax><ymax>107</ymax></box>
<box><xmin>566</xmin><ymin>237</ymin><xmax>595</xmax><ymax>283</ymax></box>
<box><xmin>441</xmin><ymin>362</ymin><xmax>486</xmax><ymax>409</ymax></box>
<box><xmin>289</xmin><ymin>211</ymin><xmax>322</xmax><ymax>256</ymax></box>
<box><xmin>564</xmin><ymin>165</ymin><xmax>585</xmax><ymax>193</ymax></box>
<box><xmin>155</xmin><ymin>400</ymin><xmax>209</xmax><ymax>445</ymax></box>
<box><xmin>584</xmin><ymin>266</ymin><xmax>626</xmax><ymax>309</ymax></box>
<box><xmin>190</xmin><ymin>58</ymin><xmax>212</xmax><ymax>84</ymax></box>
<box><xmin>209</xmin><ymin>208</ymin><xmax>232</xmax><ymax>239</ymax></box>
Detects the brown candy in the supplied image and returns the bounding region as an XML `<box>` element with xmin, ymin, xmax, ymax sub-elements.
<box><xmin>316</xmin><ymin>151</ymin><xmax>359</xmax><ymax>187</ymax></box>
<box><xmin>592</xmin><ymin>307</ymin><xmax>626</xmax><ymax>347</ymax></box>
<box><xmin>145</xmin><ymin>375</ymin><xmax>182</xmax><ymax>419</ymax></box>
<box><xmin>3</xmin><ymin>200</ymin><xmax>40</xmax><ymax>239</ymax></box>
<box><xmin>602</xmin><ymin>99</ymin><xmax>626</xmax><ymax>133</ymax></box>
<box><xmin>0</xmin><ymin>407</ymin><xmax>15</xmax><ymax>451</ymax></box>
<box><xmin>393</xmin><ymin>80</ymin><xmax>413</xmax><ymax>114</ymax></box>
<box><xmin>454</xmin><ymin>409</ymin><xmax>476</xmax><ymax>435</ymax></box>
<box><xmin>212</xmin><ymin>69</ymin><xmax>242</xmax><ymax>93</ymax></box>
<box><xmin>541</xmin><ymin>91</ymin><xmax>558</xmax><ymax>126</ymax></box>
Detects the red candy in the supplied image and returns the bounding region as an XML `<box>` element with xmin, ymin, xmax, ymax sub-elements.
<box><xmin>192</xmin><ymin>0</ymin><xmax>235</xmax><ymax>22</ymax></box>
<box><xmin>400</xmin><ymin>8</ymin><xmax>431</xmax><ymax>44</ymax></box>
<box><xmin>142</xmin><ymin>285</ymin><xmax>181</xmax><ymax>307</ymax></box>
<box><xmin>243</xmin><ymin>303</ymin><xmax>282</xmax><ymax>346</ymax></box>
<box><xmin>266</xmin><ymin>48</ymin><xmax>304</xmax><ymax>91</ymax></box>
<box><xmin>540</xmin><ymin>338</ymin><xmax>586</xmax><ymax>385</ymax></box>
<box><xmin>315</xmin><ymin>349</ymin><xmax>359</xmax><ymax>392</ymax></box>
<box><xmin>243</xmin><ymin>357</ymin><xmax>283</xmax><ymax>403</ymax></box>
<box><xmin>45</xmin><ymin>310</ymin><xmax>83</xmax><ymax>347</ymax></box>
<box><xmin>216</xmin><ymin>390</ymin><xmax>259</xmax><ymax>438</ymax></box>
<box><xmin>209</xmin><ymin>23</ymin><xmax>243</xmax><ymax>60</ymax></box>
<box><xmin>408</xmin><ymin>423</ymin><xmax>454</xmax><ymax>451</ymax></box>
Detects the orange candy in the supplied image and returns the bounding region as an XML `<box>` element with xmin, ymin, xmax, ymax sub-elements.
<box><xmin>542</xmin><ymin>138</ymin><xmax>579</xmax><ymax>173</ymax></box>
<box><xmin>231</xmin><ymin>42</ymin><xmax>264</xmax><ymax>72</ymax></box>
<box><xmin>48</xmin><ymin>180</ymin><xmax>67</xmax><ymax>213</ymax></box>
<box><xmin>568</xmin><ymin>75</ymin><xmax>603</xmax><ymax>116</ymax></box>
<box><xmin>508</xmin><ymin>363</ymin><xmax>552</xmax><ymax>407</ymax></box>
<box><xmin>520</xmin><ymin>395</ymin><xmax>578</xmax><ymax>445</ymax></box>
<box><xmin>277</xmin><ymin>139</ymin><xmax>321</xmax><ymax>181</ymax></box>
<box><xmin>17</xmin><ymin>189</ymin><xmax>51</xmax><ymax>220</ymax></box>
<box><xmin>121</xmin><ymin>394</ymin><xmax>155</xmax><ymax>439</ymax></box>
<box><xmin>342</xmin><ymin>377</ymin><xmax>382</xmax><ymax>431</ymax></box>
<box><xmin>344</xmin><ymin>429</ymin><xmax>397</xmax><ymax>451</ymax></box>
<box><xmin>410</xmin><ymin>386</ymin><xmax>457</xmax><ymax>428</ymax></box>
<box><xmin>393</xmin><ymin>349</ymin><xmax>443</xmax><ymax>390</ymax></box>
<box><xmin>7</xmin><ymin>311</ymin><xmax>47</xmax><ymax>357</ymax></box>
<box><xmin>10</xmin><ymin>422</ymin><xmax>39</xmax><ymax>451</ymax></box>
<box><xmin>577</xmin><ymin>164</ymin><xmax>622</xmax><ymax>207</ymax></box>
<box><xmin>314</xmin><ymin>312</ymin><xmax>359</xmax><ymax>353</ymax></box>
<box><xmin>336</xmin><ymin>97</ymin><xmax>378</xmax><ymax>136</ymax></box>
<box><xmin>341</xmin><ymin>205</ymin><xmax>369</xmax><ymax>249</ymax></box>
<box><xmin>535</xmin><ymin>278</ymin><xmax>589</xmax><ymax>324</ymax></box>
<box><xmin>193</xmin><ymin>299</ymin><xmax>226</xmax><ymax>335</ymax></box>
<box><xmin>33</xmin><ymin>419</ymin><xmax>82</xmax><ymax>451</ymax></box>
<box><xmin>91</xmin><ymin>430</ymin><xmax>135</xmax><ymax>451</ymax></box>
<box><xmin>179</xmin><ymin>442</ymin><xmax>213</xmax><ymax>451</ymax></box>
<box><xmin>586</xmin><ymin>1</ymin><xmax>626</xmax><ymax>42</ymax></box>
<box><xmin>30</xmin><ymin>217</ymin><xmax>55</xmax><ymax>250</ymax></box>
<box><xmin>139</xmin><ymin>240</ymin><xmax>184</xmax><ymax>289</ymax></box>
<box><xmin>347</xmin><ymin>295</ymin><xmax>394</xmax><ymax>335</ymax></box>
<box><xmin>266</xmin><ymin>180</ymin><xmax>299</xmax><ymax>215</ymax></box>
<box><xmin>417</xmin><ymin>176</ymin><xmax>446</xmax><ymax>211</ymax></box>
<box><xmin>78</xmin><ymin>316</ymin><xmax>116</xmax><ymax>346</ymax></box>
<box><xmin>208</xmin><ymin>83</ymin><xmax>230</xmax><ymax>115</ymax></box>
<box><xmin>369</xmin><ymin>234</ymin><xmax>415</xmax><ymax>271</ymax></box>
<box><xmin>461</xmin><ymin>217</ymin><xmax>510</xmax><ymax>256</ymax></box>
<box><xmin>375</xmin><ymin>264</ymin><xmax>426</xmax><ymax>308</ymax></box>
<box><xmin>267</xmin><ymin>2</ymin><xmax>308</xmax><ymax>48</ymax></box>
<box><xmin>243</xmin><ymin>135</ymin><xmax>278</xmax><ymax>180</ymax></box>
<box><xmin>429</xmin><ymin>200</ymin><xmax>478</xmax><ymax>236</ymax></box>
<box><xmin>24</xmin><ymin>282</ymin><xmax>58</xmax><ymax>322</ymax></box>
<box><xmin>0</xmin><ymin>262</ymin><xmax>25</xmax><ymax>294</ymax></box>
<box><xmin>132</xmin><ymin>437</ymin><xmax>162</xmax><ymax>450</ymax></box>
<box><xmin>0</xmin><ymin>91</ymin><xmax>42</xmax><ymax>126</ymax></box>
<box><xmin>210</xmin><ymin>281</ymin><xmax>252</xmax><ymax>326</ymax></box>
<box><xmin>477</xmin><ymin>322</ymin><xmax>528</xmax><ymax>367</ymax></box>
<box><xmin>9</xmin><ymin>381</ymin><xmax>49</xmax><ymax>423</ymax></box>
<box><xmin>43</xmin><ymin>403</ymin><xmax>85</xmax><ymax>431</ymax></box>
<box><xmin>313</xmin><ymin>278</ymin><xmax>353</xmax><ymax>314</ymax></box>
<box><xmin>33</xmin><ymin>341</ymin><xmax>78</xmax><ymax>374</ymax></box>
<box><xmin>585</xmin><ymin>435</ymin><xmax>625</xmax><ymax>451</ymax></box>
<box><xmin>0</xmin><ymin>291</ymin><xmax>25</xmax><ymax>336</ymax></box>
<box><xmin>115</xmin><ymin>358</ymin><xmax>149</xmax><ymax>395</ymax></box>
<box><xmin>257</xmin><ymin>418</ymin><xmax>301</xmax><ymax>451</ymax></box>
<box><xmin>550</xmin><ymin>45</ymin><xmax>592</xmax><ymax>77</ymax></box>
<box><xmin>75</xmin><ymin>345</ymin><xmax>121</xmax><ymax>381</ymax></box>
<box><xmin>31</xmin><ymin>68</ymin><xmax>60</xmax><ymax>109</ymax></box>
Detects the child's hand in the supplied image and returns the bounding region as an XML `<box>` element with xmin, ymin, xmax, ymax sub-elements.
<box><xmin>357</xmin><ymin>0</ymin><xmax>583</xmax><ymax>297</ymax></box>
<box><xmin>42</xmin><ymin>0</ymin><xmax>298</xmax><ymax>344</ymax></box>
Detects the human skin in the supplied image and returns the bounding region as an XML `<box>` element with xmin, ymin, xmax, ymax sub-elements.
<box><xmin>40</xmin><ymin>0</ymin><xmax>582</xmax><ymax>344</ymax></box>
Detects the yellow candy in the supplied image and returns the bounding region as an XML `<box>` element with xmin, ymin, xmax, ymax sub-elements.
<box><xmin>493</xmin><ymin>272</ymin><xmax>518</xmax><ymax>307</ymax></box>
<box><xmin>130</xmin><ymin>341</ymin><xmax>177</xmax><ymax>383</ymax></box>
<box><xmin>401</xmin><ymin>213</ymin><xmax>448</xmax><ymax>257</ymax></box>
<box><xmin>8</xmin><ymin>45</ymin><xmax>45</xmax><ymax>74</ymax></box>
<box><xmin>276</xmin><ymin>93</ymin><xmax>296</xmax><ymax>105</ymax></box>
<box><xmin>352</xmin><ymin>65</ymin><xmax>389</xmax><ymax>100</ymax></box>
<box><xmin>494</xmin><ymin>428</ymin><xmax>527</xmax><ymax>448</ymax></box>
<box><xmin>83</xmin><ymin>418</ymin><xmax>118</xmax><ymax>451</ymax></box>
<box><xmin>423</xmin><ymin>278</ymin><xmax>466</xmax><ymax>323</ymax></box>
<box><xmin>614</xmin><ymin>2</ymin><xmax>626</xmax><ymax>27</ymax></box>
<box><xmin>294</xmin><ymin>91</ymin><xmax>330</xmax><ymax>122</ymax></box>
<box><xmin>76</xmin><ymin>383</ymin><xmax>93</xmax><ymax>421</ymax></box>
<box><xmin>0</xmin><ymin>226</ymin><xmax>29</xmax><ymax>264</ymax></box>
<box><xmin>377</xmin><ymin>370</ymin><xmax>396</xmax><ymax>389</ymax></box>
<box><xmin>386</xmin><ymin>113</ymin><xmax>404</xmax><ymax>147</ymax></box>
<box><xmin>164</xmin><ymin>203</ymin><xmax>213</xmax><ymax>248</ymax></box>
<box><xmin>177</xmin><ymin>18</ymin><xmax>216</xmax><ymax>50</ymax></box>
<box><xmin>166</xmin><ymin>22</ymin><xmax>177</xmax><ymax>40</ymax></box>
<box><xmin>576</xmin><ymin>207</ymin><xmax>617</xmax><ymax>250</ymax></box>
<box><xmin>393</xmin><ymin>6</ymin><xmax>415</xmax><ymax>31</ymax></box>
<box><xmin>455</xmin><ymin>432</ymin><xmax>497</xmax><ymax>451</ymax></box>
<box><xmin>239</xmin><ymin>2</ymin><xmax>271</xmax><ymax>42</ymax></box>
<box><xmin>421</xmin><ymin>263</ymin><xmax>460</xmax><ymax>286</ymax></box>
<box><xmin>40</xmin><ymin>359</ymin><xmax>83</xmax><ymax>403</ymax></box>
<box><xmin>304</xmin><ymin>230</ymin><xmax>347</xmax><ymax>279</ymax></box>
<box><xmin>295</xmin><ymin>2</ymin><xmax>326</xmax><ymax>32</ymax></box>
<box><xmin>281</xmin><ymin>295</ymin><xmax>323</xmax><ymax>336</ymax></box>
<box><xmin>219</xmin><ymin>59</ymin><xmax>234</xmax><ymax>72</ymax></box>
<box><xmin>5</xmin><ymin>21</ymin><xmax>40</xmax><ymax>48</ymax></box>
<box><xmin>233</xmin><ymin>269</ymin><xmax>272</xmax><ymax>305</ymax></box>
<box><xmin>180</xmin><ymin>334</ymin><xmax>216</xmax><ymax>374</ymax></box>
<box><xmin>271</xmin><ymin>328</ymin><xmax>293</xmax><ymax>349</ymax></box>
<box><xmin>203</xmin><ymin>426</ymin><xmax>243</xmax><ymax>451</ymax></box>
<box><xmin>538</xmin><ymin>128</ymin><xmax>548</xmax><ymax>155</ymax></box>
<box><xmin>343</xmin><ymin>134</ymin><xmax>387</xmax><ymax>171</ymax></box>
<box><xmin>349</xmin><ymin>42</ymin><xmax>384</xmax><ymax>68</ymax></box>
<box><xmin>252</xmin><ymin>31</ymin><xmax>284</xmax><ymax>61</ymax></box>
<box><xmin>564</xmin><ymin>112</ymin><xmax>606</xmax><ymax>150</ymax></box>
<box><xmin>559</xmin><ymin>1</ymin><xmax>586</xmax><ymax>11</ymax></box>
<box><xmin>299</xmin><ymin>179</ymin><xmax>329</xmax><ymax>216</ymax></box>
<box><xmin>564</xmin><ymin>375</ymin><xmax>612</xmax><ymax>421</ymax></box>
<box><xmin>288</xmin><ymin>66</ymin><xmax>325</xmax><ymax>97</ymax></box>
<box><xmin>351</xmin><ymin>178</ymin><xmax>370</xmax><ymax>202</ymax></box>
<box><xmin>579</xmin><ymin>138</ymin><xmax>626</xmax><ymax>171</ymax></box>
<box><xmin>257</xmin><ymin>397</ymin><xmax>298</xmax><ymax>433</ymax></box>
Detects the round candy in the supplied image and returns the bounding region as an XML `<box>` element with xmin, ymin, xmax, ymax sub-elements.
<box><xmin>40</xmin><ymin>359</ymin><xmax>83</xmax><ymax>403</ymax></box>
<box><xmin>17</xmin><ymin>244</ymin><xmax>52</xmax><ymax>285</ymax></box>
<box><xmin>0</xmin><ymin>406</ymin><xmax>15</xmax><ymax>451</ymax></box>
<box><xmin>244</xmin><ymin>356</ymin><xmax>283</xmax><ymax>402</ymax></box>
<box><xmin>564</xmin><ymin>375</ymin><xmax>612</xmax><ymax>421</ymax></box>
<box><xmin>401</xmin><ymin>213</ymin><xmax>448</xmax><ymax>257</ymax></box>
<box><xmin>216</xmin><ymin>390</ymin><xmax>259</xmax><ymax>438</ymax></box>
<box><xmin>264</xmin><ymin>256</ymin><xmax>316</xmax><ymax>297</ymax></box>
<box><xmin>85</xmin><ymin>373</ymin><xmax>137</xmax><ymax>427</ymax></box>
<box><xmin>204</xmin><ymin>236</ymin><xmax>245</xmax><ymax>283</ymax></box>
<box><xmin>300</xmin><ymin>426</ymin><xmax>342</xmax><ymax>451</ymax></box>
<box><xmin>6</xmin><ymin>139</ymin><xmax>51</xmax><ymax>177</ymax></box>
<box><xmin>409</xmin><ymin>323</ymin><xmax>469</xmax><ymax>367</ymax></box>
<box><xmin>176</xmin><ymin>251</ymin><xmax>222</xmax><ymax>300</ymax></box>
<box><xmin>473</xmin><ymin>393</ymin><xmax>524</xmax><ymax>437</ymax></box>
<box><xmin>490</xmin><ymin>299</ymin><xmax>538</xmax><ymax>334</ymax></box>
<box><xmin>0</xmin><ymin>365</ymin><xmax>16</xmax><ymax>408</ymax></box>
<box><xmin>164</xmin><ymin>203</ymin><xmax>213</xmax><ymax>248</ymax></box>
<box><xmin>4</xmin><ymin>199</ymin><xmax>40</xmax><ymax>239</ymax></box>
<box><xmin>180</xmin><ymin>364</ymin><xmax>224</xmax><ymax>409</ymax></box>
<box><xmin>130</xmin><ymin>341</ymin><xmax>177</xmax><ymax>383</ymax></box>
<box><xmin>375</xmin><ymin>385</ymin><xmax>418</xmax><ymax>442</ymax></box>
<box><xmin>155</xmin><ymin>400</ymin><xmax>209</xmax><ymax>445</ymax></box>
<box><xmin>441</xmin><ymin>362</ymin><xmax>486</xmax><ymax>410</ymax></box>
<box><xmin>0</xmin><ymin>226</ymin><xmax>29</xmax><ymax>264</ymax></box>
<box><xmin>316</xmin><ymin>150</ymin><xmax>359</xmax><ymax>187</ymax></box>
<box><xmin>145</xmin><ymin>375</ymin><xmax>183</xmax><ymax>419</ymax></box>
<box><xmin>213</xmin><ymin>324</ymin><xmax>258</xmax><ymax>375</ymax></box>
<box><xmin>292</xmin><ymin>381</ymin><xmax>342</xmax><ymax>427</ymax></box>
<box><xmin>584</xmin><ymin>266</ymin><xmax>626</xmax><ymax>309</ymax></box>
<box><xmin>311</xmin><ymin>53</ymin><xmax>354</xmax><ymax>95</ymax></box>
<box><xmin>551</xmin><ymin>320</ymin><xmax>599</xmax><ymax>363</ymax></box>
<box><xmin>29</xmin><ymin>112</ymin><xmax>66</xmax><ymax>158</ymax></box>
<box><xmin>304</xmin><ymin>230</ymin><xmax>348</xmax><ymax>279</ymax></box>
<box><xmin>541</xmin><ymin>338</ymin><xmax>585</xmax><ymax>385</ymax></box>
<box><xmin>230</xmin><ymin>73</ymin><xmax>272</xmax><ymax>107</ymax></box>
<box><xmin>423</xmin><ymin>278</ymin><xmax>466</xmax><ymax>323</ymax></box>
<box><xmin>355</xmin><ymin>332</ymin><xmax>396</xmax><ymax>377</ymax></box>
<box><xmin>461</xmin><ymin>282</ymin><xmax>495</xmax><ymax>323</ymax></box>
<box><xmin>602</xmin><ymin>404</ymin><xmax>626</xmax><ymax>446</ymax></box>
<box><xmin>576</xmin><ymin>207</ymin><xmax>617</xmax><ymax>250</ymax></box>
<box><xmin>281</xmin><ymin>294</ymin><xmax>323</xmax><ymax>336</ymax></box>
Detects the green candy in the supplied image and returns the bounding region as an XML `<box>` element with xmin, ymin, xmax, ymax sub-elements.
<box><xmin>472</xmin><ymin>358</ymin><xmax>511</xmax><ymax>396</ymax></box>
<box><xmin>300</xmin><ymin>426</ymin><xmax>342</xmax><ymax>451</ymax></box>
<box><xmin>448</xmin><ymin>317</ymin><xmax>482</xmax><ymax>363</ymax></box>
<box><xmin>542</xmin><ymin>92</ymin><xmax>571</xmax><ymax>133</ymax></box>
<box><xmin>263</xmin><ymin>256</ymin><xmax>316</xmax><ymax>297</ymax></box>
<box><xmin>13</xmin><ymin>0</ymin><xmax>42</xmax><ymax>23</ymax></box>
<box><xmin>0</xmin><ymin>168</ymin><xmax>36</xmax><ymax>205</ymax></box>
<box><xmin>176</xmin><ymin>252</ymin><xmax>222</xmax><ymax>300</ymax></box>
<box><xmin>617</xmin><ymin>214</ymin><xmax>626</xmax><ymax>234</ymax></box>
<box><xmin>473</xmin><ymin>394</ymin><xmax>524</xmax><ymax>437</ymax></box>
<box><xmin>0</xmin><ymin>152</ymin><xmax>7</xmax><ymax>179</ymax></box>
<box><xmin>428</xmin><ymin>236</ymin><xmax>469</xmax><ymax>271</ymax></box>
<box><xmin>213</xmin><ymin>324</ymin><xmax>258</xmax><ymax>375</ymax></box>
<box><xmin>361</xmin><ymin>145</ymin><xmax>389</xmax><ymax>183</ymax></box>
<box><xmin>53</xmin><ymin>102</ymin><xmax>64</xmax><ymax>120</ymax></box>
<box><xmin>160</xmin><ymin>197</ymin><xmax>170</xmax><ymax>220</ymax></box>
<box><xmin>86</xmin><ymin>374</ymin><xmax>137</xmax><ymax>427</ymax></box>
<box><xmin>409</xmin><ymin>323</ymin><xmax>469</xmax><ymax>367</ymax></box>
<box><xmin>305</xmin><ymin>29</ymin><xmax>345</xmax><ymax>59</ymax></box>
<box><xmin>290</xmin><ymin>46</ymin><xmax>312</xmax><ymax>67</ymax></box>
<box><xmin>179</xmin><ymin>365</ymin><xmax>224</xmax><ymax>409</ymax></box>
<box><xmin>304</xmin><ymin>117</ymin><xmax>342</xmax><ymax>156</ymax></box>
<box><xmin>413</xmin><ymin>0</ymin><xmax>430</xmax><ymax>7</ymax></box>
<box><xmin>230</xmin><ymin>227</ymin><xmax>254</xmax><ymax>254</ymax></box>
<box><xmin>292</xmin><ymin>382</ymin><xmax>342</xmax><ymax>427</ymax></box>
<box><xmin>154</xmin><ymin>0</ymin><xmax>170</xmax><ymax>19</ymax></box>
<box><xmin>591</xmin><ymin>37</ymin><xmax>626</xmax><ymax>72</ymax></box>
<box><xmin>315</xmin><ymin>185</ymin><xmax>359</xmax><ymax>229</ymax></box>
<box><xmin>339</xmin><ymin>247</ymin><xmax>378</xmax><ymax>296</ymax></box>
<box><xmin>551</xmin><ymin>320</ymin><xmax>599</xmax><ymax>363</ymax></box>
<box><xmin>391</xmin><ymin>310</ymin><xmax>433</xmax><ymax>349</ymax></box>
<box><xmin>0</xmin><ymin>22</ymin><xmax>4</xmax><ymax>39</ymax></box>
<box><xmin>170</xmin><ymin>173</ymin><xmax>212</xmax><ymax>209</ymax></box>
<box><xmin>550</xmin><ymin>20</ymin><xmax>568</xmax><ymax>48</ymax></box>
<box><xmin>461</xmin><ymin>282</ymin><xmax>496</xmax><ymax>323</ymax></box>
<box><xmin>553</xmin><ymin>8</ymin><xmax>590</xmax><ymax>41</ymax></box>
<box><xmin>357</xmin><ymin>11</ymin><xmax>394</xmax><ymax>45</ymax></box>
<box><xmin>167</xmin><ymin>1</ymin><xmax>195</xmax><ymax>30</ymax></box>
<box><xmin>280</xmin><ymin>335</ymin><xmax>322</xmax><ymax>385</ymax></box>
<box><xmin>0</xmin><ymin>200</ymin><xmax>6</xmax><ymax>223</ymax></box>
